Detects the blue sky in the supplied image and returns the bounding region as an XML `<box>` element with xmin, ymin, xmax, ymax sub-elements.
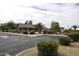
<box><xmin>0</xmin><ymin>0</ymin><xmax>79</xmax><ymax>28</ymax></box>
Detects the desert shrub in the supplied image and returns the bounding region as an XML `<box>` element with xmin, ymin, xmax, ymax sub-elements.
<box><xmin>70</xmin><ymin>30</ymin><xmax>79</xmax><ymax>33</ymax></box>
<box><xmin>37</xmin><ymin>40</ymin><xmax>59</xmax><ymax>56</ymax></box>
<box><xmin>64</xmin><ymin>33</ymin><xmax>68</xmax><ymax>35</ymax></box>
<box><xmin>30</xmin><ymin>32</ymin><xmax>35</xmax><ymax>34</ymax></box>
<box><xmin>23</xmin><ymin>32</ymin><xmax>28</xmax><ymax>34</ymax></box>
<box><xmin>68</xmin><ymin>32</ymin><xmax>79</xmax><ymax>41</ymax></box>
<box><xmin>43</xmin><ymin>31</ymin><xmax>47</xmax><ymax>34</ymax></box>
<box><xmin>48</xmin><ymin>31</ymin><xmax>53</xmax><ymax>34</ymax></box>
<box><xmin>64</xmin><ymin>29</ymin><xmax>69</xmax><ymax>34</ymax></box>
<box><xmin>59</xmin><ymin>36</ymin><xmax>72</xmax><ymax>46</ymax></box>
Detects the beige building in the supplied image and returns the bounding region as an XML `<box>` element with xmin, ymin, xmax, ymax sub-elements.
<box><xmin>17</xmin><ymin>24</ymin><xmax>36</xmax><ymax>34</ymax></box>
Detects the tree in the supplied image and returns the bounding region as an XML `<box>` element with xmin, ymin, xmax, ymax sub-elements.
<box><xmin>35</xmin><ymin>23</ymin><xmax>43</xmax><ymax>33</ymax></box>
<box><xmin>7</xmin><ymin>21</ymin><xmax>16</xmax><ymax>29</ymax></box>
<box><xmin>25</xmin><ymin>21</ymin><xmax>28</xmax><ymax>24</ymax></box>
<box><xmin>25</xmin><ymin>20</ymin><xmax>33</xmax><ymax>25</ymax></box>
<box><xmin>28</xmin><ymin>20</ymin><xmax>32</xmax><ymax>25</ymax></box>
<box><xmin>60</xmin><ymin>27</ymin><xmax>64</xmax><ymax>32</ymax></box>
<box><xmin>51</xmin><ymin>21</ymin><xmax>60</xmax><ymax>34</ymax></box>
<box><xmin>1</xmin><ymin>23</ymin><xmax>9</xmax><ymax>32</ymax></box>
<box><xmin>72</xmin><ymin>25</ymin><xmax>77</xmax><ymax>30</ymax></box>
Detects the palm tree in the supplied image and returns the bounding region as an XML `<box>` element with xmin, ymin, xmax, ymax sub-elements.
<box><xmin>72</xmin><ymin>25</ymin><xmax>78</xmax><ymax>30</ymax></box>
<box><xmin>28</xmin><ymin>21</ymin><xmax>32</xmax><ymax>25</ymax></box>
<box><xmin>25</xmin><ymin>21</ymin><xmax>28</xmax><ymax>24</ymax></box>
<box><xmin>35</xmin><ymin>23</ymin><xmax>43</xmax><ymax>34</ymax></box>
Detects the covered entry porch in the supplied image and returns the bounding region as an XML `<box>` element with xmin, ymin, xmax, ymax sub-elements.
<box><xmin>18</xmin><ymin>24</ymin><xmax>36</xmax><ymax>34</ymax></box>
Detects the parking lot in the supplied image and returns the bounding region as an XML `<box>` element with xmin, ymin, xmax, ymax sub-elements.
<box><xmin>0</xmin><ymin>32</ymin><xmax>59</xmax><ymax>56</ymax></box>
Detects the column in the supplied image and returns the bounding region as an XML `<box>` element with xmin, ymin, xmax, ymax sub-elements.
<box><xmin>27</xmin><ymin>28</ymin><xmax>30</xmax><ymax>34</ymax></box>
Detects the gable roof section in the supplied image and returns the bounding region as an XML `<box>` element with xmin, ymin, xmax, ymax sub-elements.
<box><xmin>18</xmin><ymin>24</ymin><xmax>35</xmax><ymax>28</ymax></box>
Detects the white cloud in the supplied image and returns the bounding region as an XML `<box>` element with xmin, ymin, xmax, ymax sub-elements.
<box><xmin>0</xmin><ymin>0</ymin><xmax>79</xmax><ymax>28</ymax></box>
<box><xmin>30</xmin><ymin>3</ymin><xmax>79</xmax><ymax>28</ymax></box>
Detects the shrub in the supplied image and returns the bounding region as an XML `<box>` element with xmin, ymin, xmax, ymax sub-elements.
<box><xmin>48</xmin><ymin>31</ymin><xmax>53</xmax><ymax>34</ymax></box>
<box><xmin>37</xmin><ymin>40</ymin><xmax>59</xmax><ymax>56</ymax></box>
<box><xmin>23</xmin><ymin>32</ymin><xmax>28</xmax><ymax>34</ymax></box>
<box><xmin>64</xmin><ymin>33</ymin><xmax>68</xmax><ymax>35</ymax></box>
<box><xmin>70</xmin><ymin>30</ymin><xmax>79</xmax><ymax>33</ymax></box>
<box><xmin>30</xmin><ymin>32</ymin><xmax>35</xmax><ymax>34</ymax></box>
<box><xmin>59</xmin><ymin>36</ymin><xmax>72</xmax><ymax>46</ymax></box>
<box><xmin>68</xmin><ymin>32</ymin><xmax>79</xmax><ymax>41</ymax></box>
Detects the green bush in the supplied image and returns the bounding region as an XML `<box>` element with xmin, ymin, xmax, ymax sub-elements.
<box><xmin>48</xmin><ymin>31</ymin><xmax>53</xmax><ymax>34</ymax></box>
<box><xmin>59</xmin><ymin>36</ymin><xmax>72</xmax><ymax>46</ymax></box>
<box><xmin>37</xmin><ymin>40</ymin><xmax>59</xmax><ymax>56</ymax></box>
<box><xmin>30</xmin><ymin>32</ymin><xmax>35</xmax><ymax>34</ymax></box>
<box><xmin>68</xmin><ymin>32</ymin><xmax>79</xmax><ymax>41</ymax></box>
<box><xmin>69</xmin><ymin>30</ymin><xmax>79</xmax><ymax>33</ymax></box>
<box><xmin>23</xmin><ymin>32</ymin><xmax>28</xmax><ymax>34</ymax></box>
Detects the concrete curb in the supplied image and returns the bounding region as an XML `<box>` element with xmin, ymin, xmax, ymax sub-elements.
<box><xmin>0</xmin><ymin>32</ymin><xmax>66</xmax><ymax>37</ymax></box>
<box><xmin>16</xmin><ymin>47</ymin><xmax>37</xmax><ymax>56</ymax></box>
<box><xmin>0</xmin><ymin>32</ymin><xmax>44</xmax><ymax>36</ymax></box>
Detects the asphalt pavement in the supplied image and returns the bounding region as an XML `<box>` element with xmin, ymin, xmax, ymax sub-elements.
<box><xmin>0</xmin><ymin>32</ymin><xmax>59</xmax><ymax>56</ymax></box>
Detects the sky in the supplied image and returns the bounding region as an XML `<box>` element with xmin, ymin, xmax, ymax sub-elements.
<box><xmin>0</xmin><ymin>0</ymin><xmax>79</xmax><ymax>28</ymax></box>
